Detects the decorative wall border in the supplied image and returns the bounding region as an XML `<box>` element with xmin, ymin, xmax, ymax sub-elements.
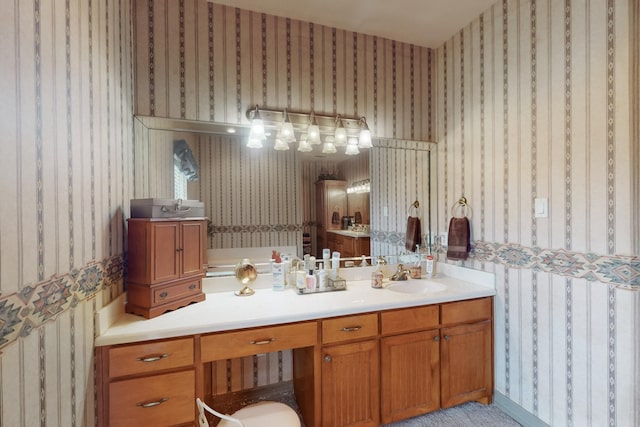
<box><xmin>472</xmin><ymin>241</ymin><xmax>639</xmax><ymax>288</ymax></box>
<box><xmin>0</xmin><ymin>255</ymin><xmax>124</xmax><ymax>352</ymax></box>
<box><xmin>372</xmin><ymin>232</ymin><xmax>639</xmax><ymax>289</ymax></box>
<box><xmin>211</xmin><ymin>224</ymin><xmax>303</xmax><ymax>234</ymax></box>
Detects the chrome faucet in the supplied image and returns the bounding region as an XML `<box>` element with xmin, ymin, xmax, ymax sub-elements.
<box><xmin>390</xmin><ymin>264</ymin><xmax>410</xmax><ymax>281</ymax></box>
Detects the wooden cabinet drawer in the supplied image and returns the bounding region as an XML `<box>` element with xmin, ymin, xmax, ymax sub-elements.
<box><xmin>153</xmin><ymin>277</ymin><xmax>202</xmax><ymax>304</ymax></box>
<box><xmin>201</xmin><ymin>321</ymin><xmax>318</xmax><ymax>362</ymax></box>
<box><xmin>322</xmin><ymin>313</ymin><xmax>378</xmax><ymax>344</ymax></box>
<box><xmin>441</xmin><ymin>297</ymin><xmax>492</xmax><ymax>326</ymax></box>
<box><xmin>109</xmin><ymin>370</ymin><xmax>195</xmax><ymax>427</ymax></box>
<box><xmin>381</xmin><ymin>305</ymin><xmax>439</xmax><ymax>336</ymax></box>
<box><xmin>108</xmin><ymin>337</ymin><xmax>194</xmax><ymax>378</ymax></box>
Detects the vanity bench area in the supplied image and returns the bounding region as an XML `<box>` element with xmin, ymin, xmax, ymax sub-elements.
<box><xmin>95</xmin><ymin>264</ymin><xmax>495</xmax><ymax>427</ymax></box>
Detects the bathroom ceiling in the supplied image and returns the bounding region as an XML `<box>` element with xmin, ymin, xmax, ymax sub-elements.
<box><xmin>209</xmin><ymin>0</ymin><xmax>498</xmax><ymax>48</ymax></box>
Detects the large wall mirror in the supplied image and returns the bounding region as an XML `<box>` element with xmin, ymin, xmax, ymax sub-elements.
<box><xmin>133</xmin><ymin>116</ymin><xmax>437</xmax><ymax>261</ymax></box>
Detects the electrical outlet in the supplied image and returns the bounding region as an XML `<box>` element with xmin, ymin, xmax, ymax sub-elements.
<box><xmin>440</xmin><ymin>232</ymin><xmax>448</xmax><ymax>247</ymax></box>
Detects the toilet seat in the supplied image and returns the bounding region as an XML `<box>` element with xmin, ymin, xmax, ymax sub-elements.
<box><xmin>197</xmin><ymin>398</ymin><xmax>301</xmax><ymax>427</ymax></box>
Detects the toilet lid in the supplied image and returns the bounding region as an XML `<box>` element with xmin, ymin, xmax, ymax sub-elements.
<box><xmin>218</xmin><ymin>401</ymin><xmax>301</xmax><ymax>427</ymax></box>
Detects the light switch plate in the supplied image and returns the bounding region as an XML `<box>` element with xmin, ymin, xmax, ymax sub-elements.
<box><xmin>534</xmin><ymin>198</ymin><xmax>548</xmax><ymax>218</ymax></box>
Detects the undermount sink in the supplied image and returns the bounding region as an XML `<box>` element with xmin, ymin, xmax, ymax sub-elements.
<box><xmin>385</xmin><ymin>279</ymin><xmax>447</xmax><ymax>294</ymax></box>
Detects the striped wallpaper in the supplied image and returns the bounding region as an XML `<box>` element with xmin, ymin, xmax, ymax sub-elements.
<box><xmin>0</xmin><ymin>0</ymin><xmax>133</xmax><ymax>425</ymax></box>
<box><xmin>434</xmin><ymin>1</ymin><xmax>639</xmax><ymax>426</ymax></box>
<box><xmin>0</xmin><ymin>0</ymin><xmax>636</xmax><ymax>426</ymax></box>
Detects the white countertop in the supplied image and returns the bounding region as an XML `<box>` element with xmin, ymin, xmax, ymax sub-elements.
<box><xmin>95</xmin><ymin>263</ymin><xmax>495</xmax><ymax>347</ymax></box>
<box><xmin>327</xmin><ymin>229</ymin><xmax>370</xmax><ymax>238</ymax></box>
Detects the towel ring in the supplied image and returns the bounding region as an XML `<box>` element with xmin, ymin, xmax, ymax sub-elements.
<box><xmin>451</xmin><ymin>196</ymin><xmax>472</xmax><ymax>219</ymax></box>
<box><xmin>407</xmin><ymin>200</ymin><xmax>421</xmax><ymax>217</ymax></box>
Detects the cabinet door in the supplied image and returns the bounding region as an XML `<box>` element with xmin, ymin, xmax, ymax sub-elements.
<box><xmin>322</xmin><ymin>340</ymin><xmax>379</xmax><ymax>427</ymax></box>
<box><xmin>380</xmin><ymin>330</ymin><xmax>440</xmax><ymax>424</ymax></box>
<box><xmin>180</xmin><ymin>220</ymin><xmax>206</xmax><ymax>276</ymax></box>
<box><xmin>150</xmin><ymin>222</ymin><xmax>181</xmax><ymax>283</ymax></box>
<box><xmin>440</xmin><ymin>320</ymin><xmax>493</xmax><ymax>408</ymax></box>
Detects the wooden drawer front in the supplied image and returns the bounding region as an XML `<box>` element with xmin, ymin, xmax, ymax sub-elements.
<box><xmin>153</xmin><ymin>277</ymin><xmax>202</xmax><ymax>304</ymax></box>
<box><xmin>441</xmin><ymin>297</ymin><xmax>492</xmax><ymax>326</ymax></box>
<box><xmin>109</xmin><ymin>370</ymin><xmax>195</xmax><ymax>427</ymax></box>
<box><xmin>201</xmin><ymin>321</ymin><xmax>318</xmax><ymax>362</ymax></box>
<box><xmin>108</xmin><ymin>337</ymin><xmax>194</xmax><ymax>378</ymax></box>
<box><xmin>380</xmin><ymin>305</ymin><xmax>439</xmax><ymax>336</ymax></box>
<box><xmin>322</xmin><ymin>313</ymin><xmax>378</xmax><ymax>345</ymax></box>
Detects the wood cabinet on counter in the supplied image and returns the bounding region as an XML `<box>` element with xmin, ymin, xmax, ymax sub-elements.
<box><xmin>126</xmin><ymin>218</ymin><xmax>207</xmax><ymax>319</ymax></box>
<box><xmin>96</xmin><ymin>297</ymin><xmax>493</xmax><ymax>427</ymax></box>
<box><xmin>326</xmin><ymin>231</ymin><xmax>371</xmax><ymax>258</ymax></box>
<box><xmin>315</xmin><ymin>180</ymin><xmax>346</xmax><ymax>256</ymax></box>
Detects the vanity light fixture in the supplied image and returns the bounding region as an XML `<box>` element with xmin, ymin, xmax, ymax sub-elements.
<box><xmin>307</xmin><ymin>112</ymin><xmax>321</xmax><ymax>145</ymax></box>
<box><xmin>280</xmin><ymin>109</ymin><xmax>295</xmax><ymax>143</ymax></box>
<box><xmin>345</xmin><ymin>137</ymin><xmax>360</xmax><ymax>155</ymax></box>
<box><xmin>334</xmin><ymin>115</ymin><xmax>347</xmax><ymax>146</ymax></box>
<box><xmin>346</xmin><ymin>179</ymin><xmax>371</xmax><ymax>194</ymax></box>
<box><xmin>298</xmin><ymin>134</ymin><xmax>313</xmax><ymax>152</ymax></box>
<box><xmin>245</xmin><ymin>105</ymin><xmax>374</xmax><ymax>156</ymax></box>
<box><xmin>358</xmin><ymin>117</ymin><xmax>373</xmax><ymax>149</ymax></box>
<box><xmin>322</xmin><ymin>136</ymin><xmax>337</xmax><ymax>154</ymax></box>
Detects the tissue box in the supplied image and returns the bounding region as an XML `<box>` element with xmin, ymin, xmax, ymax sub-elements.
<box><xmin>130</xmin><ymin>198</ymin><xmax>204</xmax><ymax>218</ymax></box>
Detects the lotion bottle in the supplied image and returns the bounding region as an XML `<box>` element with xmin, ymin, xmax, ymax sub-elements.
<box><xmin>306</xmin><ymin>269</ymin><xmax>317</xmax><ymax>290</ymax></box>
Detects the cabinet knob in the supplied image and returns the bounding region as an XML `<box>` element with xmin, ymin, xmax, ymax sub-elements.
<box><xmin>189</xmin><ymin>283</ymin><xmax>197</xmax><ymax>290</ymax></box>
<box><xmin>444</xmin><ymin>335</ymin><xmax>450</xmax><ymax>341</ymax></box>
<box><xmin>324</xmin><ymin>355</ymin><xmax>332</xmax><ymax>363</ymax></box>
<box><xmin>159</xmin><ymin>292</ymin><xmax>168</xmax><ymax>299</ymax></box>
<box><xmin>433</xmin><ymin>336</ymin><xmax>440</xmax><ymax>342</ymax></box>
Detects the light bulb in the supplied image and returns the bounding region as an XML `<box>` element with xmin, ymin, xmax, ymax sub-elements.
<box><xmin>322</xmin><ymin>141</ymin><xmax>336</xmax><ymax>154</ymax></box>
<box><xmin>274</xmin><ymin>138</ymin><xmax>290</xmax><ymax>150</ymax></box>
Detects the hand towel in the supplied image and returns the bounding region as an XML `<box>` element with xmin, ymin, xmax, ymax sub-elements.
<box><xmin>447</xmin><ymin>217</ymin><xmax>470</xmax><ymax>260</ymax></box>
<box><xmin>405</xmin><ymin>216</ymin><xmax>421</xmax><ymax>252</ymax></box>
<box><xmin>331</xmin><ymin>211</ymin><xmax>340</xmax><ymax>225</ymax></box>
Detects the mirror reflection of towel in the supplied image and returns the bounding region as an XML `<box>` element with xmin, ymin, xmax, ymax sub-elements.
<box><xmin>331</xmin><ymin>211</ymin><xmax>340</xmax><ymax>224</ymax></box>
<box><xmin>405</xmin><ymin>216</ymin><xmax>421</xmax><ymax>252</ymax></box>
<box><xmin>447</xmin><ymin>217</ymin><xmax>470</xmax><ymax>260</ymax></box>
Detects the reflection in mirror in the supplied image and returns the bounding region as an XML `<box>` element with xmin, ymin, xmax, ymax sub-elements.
<box><xmin>133</xmin><ymin>116</ymin><xmax>436</xmax><ymax>266</ymax></box>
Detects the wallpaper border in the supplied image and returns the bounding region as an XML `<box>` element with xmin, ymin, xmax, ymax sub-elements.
<box><xmin>373</xmin><ymin>231</ymin><xmax>638</xmax><ymax>289</ymax></box>
<box><xmin>472</xmin><ymin>241</ymin><xmax>639</xmax><ymax>288</ymax></box>
<box><xmin>0</xmin><ymin>255</ymin><xmax>124</xmax><ymax>352</ymax></box>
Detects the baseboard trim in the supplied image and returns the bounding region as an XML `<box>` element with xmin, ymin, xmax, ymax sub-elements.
<box><xmin>493</xmin><ymin>391</ymin><xmax>550</xmax><ymax>427</ymax></box>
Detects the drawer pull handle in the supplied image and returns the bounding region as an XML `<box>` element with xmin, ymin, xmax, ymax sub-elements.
<box><xmin>136</xmin><ymin>397</ymin><xmax>169</xmax><ymax>408</ymax></box>
<box><xmin>341</xmin><ymin>326</ymin><xmax>362</xmax><ymax>332</ymax></box>
<box><xmin>249</xmin><ymin>338</ymin><xmax>276</xmax><ymax>345</ymax></box>
<box><xmin>189</xmin><ymin>283</ymin><xmax>197</xmax><ymax>290</ymax></box>
<box><xmin>136</xmin><ymin>353</ymin><xmax>169</xmax><ymax>363</ymax></box>
<box><xmin>159</xmin><ymin>292</ymin><xmax>168</xmax><ymax>299</ymax></box>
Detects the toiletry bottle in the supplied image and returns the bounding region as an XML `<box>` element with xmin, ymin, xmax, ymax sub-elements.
<box><xmin>306</xmin><ymin>269</ymin><xmax>317</xmax><ymax>290</ymax></box>
<box><xmin>425</xmin><ymin>254</ymin><xmax>434</xmax><ymax>279</ymax></box>
<box><xmin>371</xmin><ymin>259</ymin><xmax>384</xmax><ymax>288</ymax></box>
<box><xmin>296</xmin><ymin>265</ymin><xmax>306</xmax><ymax>291</ymax></box>
<box><xmin>317</xmin><ymin>264</ymin><xmax>327</xmax><ymax>289</ymax></box>
<box><xmin>331</xmin><ymin>252</ymin><xmax>341</xmax><ymax>279</ymax></box>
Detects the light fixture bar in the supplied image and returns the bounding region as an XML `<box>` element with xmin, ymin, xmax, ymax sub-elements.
<box><xmin>246</xmin><ymin>107</ymin><xmax>368</xmax><ymax>140</ymax></box>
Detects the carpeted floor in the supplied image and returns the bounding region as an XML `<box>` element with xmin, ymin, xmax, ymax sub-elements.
<box><xmin>383</xmin><ymin>401</ymin><xmax>522</xmax><ymax>426</ymax></box>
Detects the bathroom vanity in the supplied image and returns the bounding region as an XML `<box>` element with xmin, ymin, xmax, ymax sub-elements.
<box><xmin>95</xmin><ymin>266</ymin><xmax>494</xmax><ymax>427</ymax></box>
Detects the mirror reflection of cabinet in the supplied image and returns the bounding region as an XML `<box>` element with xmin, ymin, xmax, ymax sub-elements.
<box><xmin>315</xmin><ymin>180</ymin><xmax>347</xmax><ymax>256</ymax></box>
